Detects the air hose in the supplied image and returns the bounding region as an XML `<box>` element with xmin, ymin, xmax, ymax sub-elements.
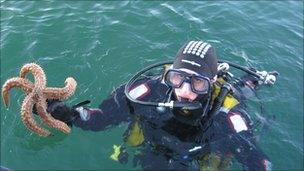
<box><xmin>206</xmin><ymin>83</ymin><xmax>232</xmax><ymax>119</ymax></box>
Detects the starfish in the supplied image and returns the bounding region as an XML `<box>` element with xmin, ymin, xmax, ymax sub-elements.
<box><xmin>2</xmin><ymin>63</ymin><xmax>77</xmax><ymax>137</ymax></box>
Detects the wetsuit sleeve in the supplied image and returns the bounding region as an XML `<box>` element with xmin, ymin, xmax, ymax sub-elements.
<box><xmin>225</xmin><ymin>111</ymin><xmax>272</xmax><ymax>171</ymax></box>
<box><xmin>73</xmin><ymin>84</ymin><xmax>131</xmax><ymax>131</ymax></box>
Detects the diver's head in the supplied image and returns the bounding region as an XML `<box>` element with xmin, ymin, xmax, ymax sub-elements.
<box><xmin>164</xmin><ymin>41</ymin><xmax>218</xmax><ymax>125</ymax></box>
<box><xmin>170</xmin><ymin>41</ymin><xmax>218</xmax><ymax>102</ymax></box>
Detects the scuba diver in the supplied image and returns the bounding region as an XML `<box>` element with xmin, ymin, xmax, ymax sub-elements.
<box><xmin>46</xmin><ymin>41</ymin><xmax>277</xmax><ymax>170</ymax></box>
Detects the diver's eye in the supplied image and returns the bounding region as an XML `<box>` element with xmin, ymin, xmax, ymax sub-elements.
<box><xmin>166</xmin><ymin>71</ymin><xmax>185</xmax><ymax>88</ymax></box>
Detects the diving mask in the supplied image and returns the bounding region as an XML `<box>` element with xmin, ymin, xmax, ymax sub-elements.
<box><xmin>164</xmin><ymin>69</ymin><xmax>211</xmax><ymax>95</ymax></box>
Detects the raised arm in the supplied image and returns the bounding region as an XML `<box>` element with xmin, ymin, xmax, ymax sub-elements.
<box><xmin>47</xmin><ymin>84</ymin><xmax>132</xmax><ymax>132</ymax></box>
<box><xmin>73</xmin><ymin>84</ymin><xmax>131</xmax><ymax>131</ymax></box>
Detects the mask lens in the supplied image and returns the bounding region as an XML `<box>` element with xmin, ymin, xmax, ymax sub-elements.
<box><xmin>191</xmin><ymin>76</ymin><xmax>210</xmax><ymax>94</ymax></box>
<box><xmin>165</xmin><ymin>70</ymin><xmax>185</xmax><ymax>88</ymax></box>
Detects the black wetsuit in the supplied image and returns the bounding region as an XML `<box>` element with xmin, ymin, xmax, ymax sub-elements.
<box><xmin>50</xmin><ymin>76</ymin><xmax>272</xmax><ymax>171</ymax></box>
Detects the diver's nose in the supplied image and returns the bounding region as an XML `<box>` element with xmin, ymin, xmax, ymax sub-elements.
<box><xmin>179</xmin><ymin>82</ymin><xmax>193</xmax><ymax>97</ymax></box>
<box><xmin>175</xmin><ymin>82</ymin><xmax>198</xmax><ymax>101</ymax></box>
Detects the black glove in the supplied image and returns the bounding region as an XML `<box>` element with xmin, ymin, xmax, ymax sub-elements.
<box><xmin>33</xmin><ymin>99</ymin><xmax>79</xmax><ymax>126</ymax></box>
<box><xmin>46</xmin><ymin>99</ymin><xmax>80</xmax><ymax>126</ymax></box>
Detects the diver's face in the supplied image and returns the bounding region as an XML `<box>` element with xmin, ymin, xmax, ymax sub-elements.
<box><xmin>173</xmin><ymin>68</ymin><xmax>199</xmax><ymax>102</ymax></box>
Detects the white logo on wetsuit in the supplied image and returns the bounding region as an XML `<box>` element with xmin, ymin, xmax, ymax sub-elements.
<box><xmin>229</xmin><ymin>113</ymin><xmax>248</xmax><ymax>133</ymax></box>
<box><xmin>129</xmin><ymin>83</ymin><xmax>150</xmax><ymax>99</ymax></box>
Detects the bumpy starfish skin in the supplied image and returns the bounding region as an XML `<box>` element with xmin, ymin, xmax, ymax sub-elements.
<box><xmin>36</xmin><ymin>95</ymin><xmax>71</xmax><ymax>134</ymax></box>
<box><xmin>21</xmin><ymin>93</ymin><xmax>51</xmax><ymax>136</ymax></box>
<box><xmin>1</xmin><ymin>63</ymin><xmax>77</xmax><ymax>136</ymax></box>
<box><xmin>2</xmin><ymin>77</ymin><xmax>33</xmax><ymax>107</ymax></box>
<box><xmin>20</xmin><ymin>63</ymin><xmax>46</xmax><ymax>92</ymax></box>
<box><xmin>2</xmin><ymin>77</ymin><xmax>77</xmax><ymax>106</ymax></box>
<box><xmin>43</xmin><ymin>77</ymin><xmax>77</xmax><ymax>100</ymax></box>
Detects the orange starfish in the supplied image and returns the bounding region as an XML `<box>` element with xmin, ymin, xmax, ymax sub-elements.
<box><xmin>2</xmin><ymin>63</ymin><xmax>77</xmax><ymax>137</ymax></box>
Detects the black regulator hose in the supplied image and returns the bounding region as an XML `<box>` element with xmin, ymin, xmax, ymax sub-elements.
<box><xmin>206</xmin><ymin>83</ymin><xmax>232</xmax><ymax>119</ymax></box>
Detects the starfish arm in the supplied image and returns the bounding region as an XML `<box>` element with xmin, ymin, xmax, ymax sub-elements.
<box><xmin>2</xmin><ymin>77</ymin><xmax>34</xmax><ymax>108</ymax></box>
<box><xmin>21</xmin><ymin>93</ymin><xmax>51</xmax><ymax>137</ymax></box>
<box><xmin>43</xmin><ymin>77</ymin><xmax>77</xmax><ymax>100</ymax></box>
<box><xmin>19</xmin><ymin>63</ymin><xmax>46</xmax><ymax>90</ymax></box>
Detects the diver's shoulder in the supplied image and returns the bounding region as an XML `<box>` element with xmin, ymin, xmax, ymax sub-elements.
<box><xmin>128</xmin><ymin>78</ymin><xmax>168</xmax><ymax>100</ymax></box>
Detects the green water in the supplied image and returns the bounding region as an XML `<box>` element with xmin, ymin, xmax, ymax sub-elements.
<box><xmin>1</xmin><ymin>1</ymin><xmax>303</xmax><ymax>170</ymax></box>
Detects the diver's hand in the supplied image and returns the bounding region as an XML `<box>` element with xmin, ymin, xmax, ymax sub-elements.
<box><xmin>46</xmin><ymin>99</ymin><xmax>80</xmax><ymax>126</ymax></box>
